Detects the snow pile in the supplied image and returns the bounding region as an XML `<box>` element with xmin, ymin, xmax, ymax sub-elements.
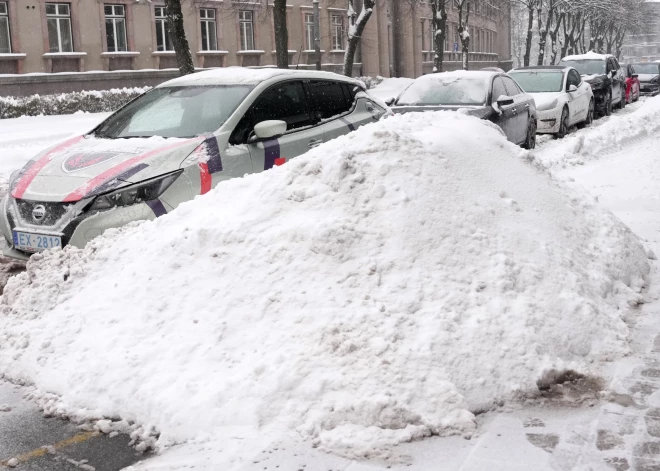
<box><xmin>535</xmin><ymin>96</ymin><xmax>660</xmax><ymax>167</ymax></box>
<box><xmin>0</xmin><ymin>112</ymin><xmax>650</xmax><ymax>465</ymax></box>
<box><xmin>367</xmin><ymin>77</ymin><xmax>415</xmax><ymax>102</ymax></box>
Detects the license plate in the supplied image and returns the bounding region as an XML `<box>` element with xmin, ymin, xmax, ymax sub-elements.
<box><xmin>12</xmin><ymin>231</ymin><xmax>62</xmax><ymax>253</ymax></box>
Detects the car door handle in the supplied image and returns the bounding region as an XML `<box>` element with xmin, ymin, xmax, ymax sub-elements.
<box><xmin>308</xmin><ymin>139</ymin><xmax>323</xmax><ymax>148</ymax></box>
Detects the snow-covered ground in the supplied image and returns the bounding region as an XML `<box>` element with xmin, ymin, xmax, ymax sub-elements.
<box><xmin>0</xmin><ymin>98</ymin><xmax>656</xmax><ymax>471</ymax></box>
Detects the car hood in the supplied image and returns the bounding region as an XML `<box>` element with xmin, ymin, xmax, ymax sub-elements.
<box><xmin>582</xmin><ymin>74</ymin><xmax>606</xmax><ymax>83</ymax></box>
<box><xmin>529</xmin><ymin>92</ymin><xmax>563</xmax><ymax>109</ymax></box>
<box><xmin>391</xmin><ymin>105</ymin><xmax>493</xmax><ymax>119</ymax></box>
<box><xmin>10</xmin><ymin>135</ymin><xmax>204</xmax><ymax>203</ymax></box>
<box><xmin>638</xmin><ymin>74</ymin><xmax>659</xmax><ymax>83</ymax></box>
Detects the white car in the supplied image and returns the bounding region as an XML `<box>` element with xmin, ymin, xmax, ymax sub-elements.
<box><xmin>1</xmin><ymin>68</ymin><xmax>387</xmax><ymax>260</ymax></box>
<box><xmin>509</xmin><ymin>66</ymin><xmax>594</xmax><ymax>138</ymax></box>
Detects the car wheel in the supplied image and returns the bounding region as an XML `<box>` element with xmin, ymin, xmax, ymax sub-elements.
<box><xmin>522</xmin><ymin>118</ymin><xmax>536</xmax><ymax>150</ymax></box>
<box><xmin>605</xmin><ymin>89</ymin><xmax>613</xmax><ymax>116</ymax></box>
<box><xmin>634</xmin><ymin>88</ymin><xmax>640</xmax><ymax>102</ymax></box>
<box><xmin>578</xmin><ymin>99</ymin><xmax>594</xmax><ymax>129</ymax></box>
<box><xmin>556</xmin><ymin>107</ymin><xmax>569</xmax><ymax>139</ymax></box>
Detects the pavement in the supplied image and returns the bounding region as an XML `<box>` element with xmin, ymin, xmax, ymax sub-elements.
<box><xmin>0</xmin><ymin>381</ymin><xmax>146</xmax><ymax>470</ymax></box>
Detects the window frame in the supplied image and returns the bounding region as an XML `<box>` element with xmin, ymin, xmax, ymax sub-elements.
<box><xmin>330</xmin><ymin>13</ymin><xmax>344</xmax><ymax>51</ymax></box>
<box><xmin>305</xmin><ymin>79</ymin><xmax>352</xmax><ymax>122</ymax></box>
<box><xmin>238</xmin><ymin>10</ymin><xmax>255</xmax><ymax>51</ymax></box>
<box><xmin>0</xmin><ymin>1</ymin><xmax>10</xmax><ymax>54</ymax></box>
<box><xmin>45</xmin><ymin>2</ymin><xmax>74</xmax><ymax>53</ymax></box>
<box><xmin>199</xmin><ymin>7</ymin><xmax>218</xmax><ymax>51</ymax></box>
<box><xmin>154</xmin><ymin>5</ymin><xmax>173</xmax><ymax>52</ymax></box>
<box><xmin>502</xmin><ymin>75</ymin><xmax>523</xmax><ymax>96</ymax></box>
<box><xmin>104</xmin><ymin>4</ymin><xmax>127</xmax><ymax>53</ymax></box>
<box><xmin>304</xmin><ymin>12</ymin><xmax>315</xmax><ymax>51</ymax></box>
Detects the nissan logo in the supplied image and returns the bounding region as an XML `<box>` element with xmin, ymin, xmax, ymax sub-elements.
<box><xmin>32</xmin><ymin>204</ymin><xmax>46</xmax><ymax>222</ymax></box>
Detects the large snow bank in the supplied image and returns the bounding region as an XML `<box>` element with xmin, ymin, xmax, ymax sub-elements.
<box><xmin>0</xmin><ymin>112</ymin><xmax>650</xmax><ymax>466</ymax></box>
<box><xmin>536</xmin><ymin>96</ymin><xmax>660</xmax><ymax>168</ymax></box>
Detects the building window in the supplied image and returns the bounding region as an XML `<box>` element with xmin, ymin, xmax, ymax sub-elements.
<box><xmin>200</xmin><ymin>8</ymin><xmax>217</xmax><ymax>51</ymax></box>
<box><xmin>239</xmin><ymin>10</ymin><xmax>254</xmax><ymax>50</ymax></box>
<box><xmin>304</xmin><ymin>12</ymin><xmax>314</xmax><ymax>50</ymax></box>
<box><xmin>46</xmin><ymin>3</ymin><xmax>73</xmax><ymax>53</ymax></box>
<box><xmin>331</xmin><ymin>13</ymin><xmax>343</xmax><ymax>50</ymax></box>
<box><xmin>105</xmin><ymin>4</ymin><xmax>127</xmax><ymax>52</ymax></box>
<box><xmin>0</xmin><ymin>1</ymin><xmax>10</xmax><ymax>54</ymax></box>
<box><xmin>155</xmin><ymin>6</ymin><xmax>173</xmax><ymax>51</ymax></box>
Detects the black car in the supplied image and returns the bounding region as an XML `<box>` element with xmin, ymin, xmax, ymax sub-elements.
<box><xmin>631</xmin><ymin>62</ymin><xmax>660</xmax><ymax>96</ymax></box>
<box><xmin>559</xmin><ymin>53</ymin><xmax>626</xmax><ymax>117</ymax></box>
<box><xmin>388</xmin><ymin>71</ymin><xmax>538</xmax><ymax>149</ymax></box>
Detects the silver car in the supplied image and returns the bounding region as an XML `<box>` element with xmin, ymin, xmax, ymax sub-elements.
<box><xmin>2</xmin><ymin>68</ymin><xmax>386</xmax><ymax>259</ymax></box>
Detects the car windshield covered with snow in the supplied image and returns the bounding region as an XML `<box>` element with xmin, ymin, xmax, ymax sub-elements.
<box><xmin>509</xmin><ymin>70</ymin><xmax>563</xmax><ymax>93</ymax></box>
<box><xmin>395</xmin><ymin>76</ymin><xmax>488</xmax><ymax>106</ymax></box>
<box><xmin>558</xmin><ymin>59</ymin><xmax>605</xmax><ymax>76</ymax></box>
<box><xmin>94</xmin><ymin>85</ymin><xmax>254</xmax><ymax>139</ymax></box>
<box><xmin>631</xmin><ymin>63</ymin><xmax>660</xmax><ymax>74</ymax></box>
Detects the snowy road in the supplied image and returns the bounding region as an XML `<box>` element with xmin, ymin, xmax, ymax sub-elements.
<box><xmin>0</xmin><ymin>100</ymin><xmax>659</xmax><ymax>470</ymax></box>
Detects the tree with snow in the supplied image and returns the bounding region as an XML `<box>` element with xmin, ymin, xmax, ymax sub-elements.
<box><xmin>430</xmin><ymin>0</ymin><xmax>448</xmax><ymax>73</ymax></box>
<box><xmin>164</xmin><ymin>0</ymin><xmax>195</xmax><ymax>75</ymax></box>
<box><xmin>456</xmin><ymin>0</ymin><xmax>471</xmax><ymax>70</ymax></box>
<box><xmin>344</xmin><ymin>0</ymin><xmax>376</xmax><ymax>77</ymax></box>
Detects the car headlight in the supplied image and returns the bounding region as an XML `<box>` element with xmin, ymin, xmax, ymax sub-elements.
<box><xmin>88</xmin><ymin>170</ymin><xmax>182</xmax><ymax>211</ymax></box>
<box><xmin>537</xmin><ymin>99</ymin><xmax>558</xmax><ymax>112</ymax></box>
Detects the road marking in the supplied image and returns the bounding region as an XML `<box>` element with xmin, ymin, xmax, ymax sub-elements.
<box><xmin>0</xmin><ymin>431</ymin><xmax>99</xmax><ymax>467</ymax></box>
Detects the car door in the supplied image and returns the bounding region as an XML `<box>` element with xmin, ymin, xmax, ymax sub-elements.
<box><xmin>229</xmin><ymin>80</ymin><xmax>324</xmax><ymax>171</ymax></box>
<box><xmin>502</xmin><ymin>75</ymin><xmax>530</xmax><ymax>144</ymax></box>
<box><xmin>491</xmin><ymin>76</ymin><xmax>519</xmax><ymax>143</ymax></box>
<box><xmin>566</xmin><ymin>69</ymin><xmax>587</xmax><ymax>122</ymax></box>
<box><xmin>610</xmin><ymin>58</ymin><xmax>625</xmax><ymax>103</ymax></box>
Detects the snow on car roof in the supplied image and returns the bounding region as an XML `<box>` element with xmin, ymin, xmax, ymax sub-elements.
<box><xmin>158</xmin><ymin>67</ymin><xmax>362</xmax><ymax>87</ymax></box>
<box><xmin>416</xmin><ymin>70</ymin><xmax>498</xmax><ymax>81</ymax></box>
<box><xmin>561</xmin><ymin>51</ymin><xmax>612</xmax><ymax>62</ymax></box>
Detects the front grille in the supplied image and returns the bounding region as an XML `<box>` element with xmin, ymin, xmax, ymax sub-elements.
<box><xmin>15</xmin><ymin>199</ymin><xmax>74</xmax><ymax>226</ymax></box>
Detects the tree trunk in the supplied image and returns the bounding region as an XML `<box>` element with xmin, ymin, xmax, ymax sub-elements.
<box><xmin>457</xmin><ymin>0</ymin><xmax>471</xmax><ymax>70</ymax></box>
<box><xmin>164</xmin><ymin>0</ymin><xmax>194</xmax><ymax>76</ymax></box>
<box><xmin>273</xmin><ymin>0</ymin><xmax>289</xmax><ymax>69</ymax></box>
<box><xmin>523</xmin><ymin>3</ymin><xmax>534</xmax><ymax>67</ymax></box>
<box><xmin>343</xmin><ymin>0</ymin><xmax>375</xmax><ymax>77</ymax></box>
<box><xmin>537</xmin><ymin>0</ymin><xmax>554</xmax><ymax>66</ymax></box>
<box><xmin>431</xmin><ymin>0</ymin><xmax>447</xmax><ymax>73</ymax></box>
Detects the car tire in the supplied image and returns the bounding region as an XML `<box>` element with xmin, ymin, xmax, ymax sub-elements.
<box><xmin>578</xmin><ymin>99</ymin><xmax>594</xmax><ymax>129</ymax></box>
<box><xmin>634</xmin><ymin>88</ymin><xmax>640</xmax><ymax>102</ymax></box>
<box><xmin>604</xmin><ymin>89</ymin><xmax>613</xmax><ymax>116</ymax></box>
<box><xmin>522</xmin><ymin>118</ymin><xmax>536</xmax><ymax>150</ymax></box>
<box><xmin>556</xmin><ymin>107</ymin><xmax>569</xmax><ymax>139</ymax></box>
<box><xmin>619</xmin><ymin>91</ymin><xmax>626</xmax><ymax>110</ymax></box>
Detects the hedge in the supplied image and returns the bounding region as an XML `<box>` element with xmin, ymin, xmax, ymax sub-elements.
<box><xmin>0</xmin><ymin>87</ymin><xmax>151</xmax><ymax>120</ymax></box>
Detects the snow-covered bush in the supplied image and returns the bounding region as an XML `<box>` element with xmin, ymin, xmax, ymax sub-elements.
<box><xmin>0</xmin><ymin>87</ymin><xmax>150</xmax><ymax>119</ymax></box>
<box><xmin>355</xmin><ymin>75</ymin><xmax>385</xmax><ymax>89</ymax></box>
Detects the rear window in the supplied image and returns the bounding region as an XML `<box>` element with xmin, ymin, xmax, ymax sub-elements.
<box><xmin>632</xmin><ymin>63</ymin><xmax>660</xmax><ymax>74</ymax></box>
<box><xmin>396</xmin><ymin>76</ymin><xmax>489</xmax><ymax>106</ymax></box>
<box><xmin>559</xmin><ymin>59</ymin><xmax>606</xmax><ymax>76</ymax></box>
<box><xmin>509</xmin><ymin>71</ymin><xmax>563</xmax><ymax>93</ymax></box>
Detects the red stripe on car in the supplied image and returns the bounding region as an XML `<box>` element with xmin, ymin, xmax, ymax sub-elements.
<box><xmin>12</xmin><ymin>136</ymin><xmax>84</xmax><ymax>199</ymax></box>
<box><xmin>62</xmin><ymin>139</ymin><xmax>199</xmax><ymax>203</ymax></box>
<box><xmin>274</xmin><ymin>157</ymin><xmax>287</xmax><ymax>166</ymax></box>
<box><xmin>199</xmin><ymin>162</ymin><xmax>211</xmax><ymax>194</ymax></box>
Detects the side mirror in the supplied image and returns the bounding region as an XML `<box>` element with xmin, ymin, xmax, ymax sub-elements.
<box><xmin>632</xmin><ymin>74</ymin><xmax>639</xmax><ymax>79</ymax></box>
<box><xmin>496</xmin><ymin>95</ymin><xmax>514</xmax><ymax>106</ymax></box>
<box><xmin>252</xmin><ymin>120</ymin><xmax>287</xmax><ymax>141</ymax></box>
<box><xmin>568</xmin><ymin>84</ymin><xmax>578</xmax><ymax>92</ymax></box>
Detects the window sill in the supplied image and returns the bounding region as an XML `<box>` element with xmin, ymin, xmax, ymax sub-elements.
<box><xmin>42</xmin><ymin>52</ymin><xmax>87</xmax><ymax>58</ymax></box>
<box><xmin>270</xmin><ymin>50</ymin><xmax>298</xmax><ymax>54</ymax></box>
<box><xmin>329</xmin><ymin>50</ymin><xmax>345</xmax><ymax>53</ymax></box>
<box><xmin>302</xmin><ymin>50</ymin><xmax>326</xmax><ymax>53</ymax></box>
<box><xmin>0</xmin><ymin>53</ymin><xmax>27</xmax><ymax>60</ymax></box>
<box><xmin>236</xmin><ymin>50</ymin><xmax>265</xmax><ymax>55</ymax></box>
<box><xmin>197</xmin><ymin>50</ymin><xmax>229</xmax><ymax>55</ymax></box>
<box><xmin>101</xmin><ymin>51</ymin><xmax>140</xmax><ymax>57</ymax></box>
<box><xmin>151</xmin><ymin>51</ymin><xmax>176</xmax><ymax>56</ymax></box>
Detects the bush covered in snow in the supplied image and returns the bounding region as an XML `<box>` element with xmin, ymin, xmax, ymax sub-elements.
<box><xmin>0</xmin><ymin>112</ymin><xmax>650</xmax><ymax>467</ymax></box>
<box><xmin>356</xmin><ymin>75</ymin><xmax>385</xmax><ymax>89</ymax></box>
<box><xmin>0</xmin><ymin>87</ymin><xmax>149</xmax><ymax>119</ymax></box>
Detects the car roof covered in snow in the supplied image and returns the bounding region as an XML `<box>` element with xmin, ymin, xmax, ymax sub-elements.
<box><xmin>415</xmin><ymin>70</ymin><xmax>498</xmax><ymax>81</ymax></box>
<box><xmin>561</xmin><ymin>51</ymin><xmax>613</xmax><ymax>62</ymax></box>
<box><xmin>511</xmin><ymin>65</ymin><xmax>568</xmax><ymax>72</ymax></box>
<box><xmin>158</xmin><ymin>67</ymin><xmax>363</xmax><ymax>88</ymax></box>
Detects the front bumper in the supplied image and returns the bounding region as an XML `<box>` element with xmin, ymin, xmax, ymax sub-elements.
<box><xmin>0</xmin><ymin>195</ymin><xmax>171</xmax><ymax>260</ymax></box>
<box><xmin>536</xmin><ymin>108</ymin><xmax>561</xmax><ymax>134</ymax></box>
<box><xmin>639</xmin><ymin>83</ymin><xmax>660</xmax><ymax>96</ymax></box>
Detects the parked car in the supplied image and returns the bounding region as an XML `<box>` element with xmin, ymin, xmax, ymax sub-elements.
<box><xmin>624</xmin><ymin>64</ymin><xmax>641</xmax><ymax>103</ymax></box>
<box><xmin>2</xmin><ymin>68</ymin><xmax>387</xmax><ymax>259</ymax></box>
<box><xmin>559</xmin><ymin>52</ymin><xmax>626</xmax><ymax>117</ymax></box>
<box><xmin>388</xmin><ymin>71</ymin><xmax>538</xmax><ymax>149</ymax></box>
<box><xmin>509</xmin><ymin>66</ymin><xmax>594</xmax><ymax>138</ymax></box>
<box><xmin>631</xmin><ymin>62</ymin><xmax>660</xmax><ymax>96</ymax></box>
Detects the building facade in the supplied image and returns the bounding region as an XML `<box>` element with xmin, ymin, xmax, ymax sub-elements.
<box><xmin>621</xmin><ymin>2</ymin><xmax>660</xmax><ymax>63</ymax></box>
<box><xmin>0</xmin><ymin>0</ymin><xmax>510</xmax><ymax>78</ymax></box>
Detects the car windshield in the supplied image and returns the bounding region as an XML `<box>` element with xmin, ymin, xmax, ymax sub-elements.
<box><xmin>509</xmin><ymin>71</ymin><xmax>563</xmax><ymax>93</ymax></box>
<box><xmin>632</xmin><ymin>63</ymin><xmax>660</xmax><ymax>74</ymax></box>
<box><xmin>94</xmin><ymin>85</ymin><xmax>254</xmax><ymax>139</ymax></box>
<box><xmin>395</xmin><ymin>76</ymin><xmax>488</xmax><ymax>106</ymax></box>
<box><xmin>559</xmin><ymin>59</ymin><xmax>606</xmax><ymax>76</ymax></box>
